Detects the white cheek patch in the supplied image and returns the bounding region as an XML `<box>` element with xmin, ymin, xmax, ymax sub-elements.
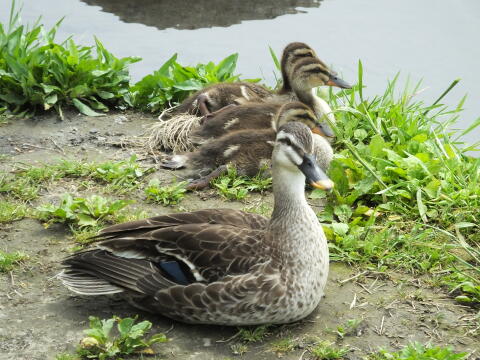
<box><xmin>285</xmin><ymin>147</ymin><xmax>303</xmax><ymax>166</ymax></box>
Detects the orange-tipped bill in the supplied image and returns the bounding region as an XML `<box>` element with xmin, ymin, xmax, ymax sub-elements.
<box><xmin>310</xmin><ymin>178</ymin><xmax>334</xmax><ymax>191</ymax></box>
<box><xmin>326</xmin><ymin>75</ymin><xmax>352</xmax><ymax>89</ymax></box>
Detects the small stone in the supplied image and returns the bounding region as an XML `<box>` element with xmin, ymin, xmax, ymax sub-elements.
<box><xmin>89</xmin><ymin>129</ymin><xmax>98</xmax><ymax>134</ymax></box>
<box><xmin>97</xmin><ymin>136</ymin><xmax>106</xmax><ymax>142</ymax></box>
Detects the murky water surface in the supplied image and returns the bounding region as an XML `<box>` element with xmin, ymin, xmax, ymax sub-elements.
<box><xmin>1</xmin><ymin>0</ymin><xmax>479</xmax><ymax>145</ymax></box>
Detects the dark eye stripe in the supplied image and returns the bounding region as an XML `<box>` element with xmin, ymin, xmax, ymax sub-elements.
<box><xmin>278</xmin><ymin>137</ymin><xmax>304</xmax><ymax>156</ymax></box>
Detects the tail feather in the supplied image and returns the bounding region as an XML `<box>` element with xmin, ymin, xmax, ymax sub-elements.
<box><xmin>58</xmin><ymin>270</ymin><xmax>124</xmax><ymax>295</ymax></box>
<box><xmin>61</xmin><ymin>250</ymin><xmax>161</xmax><ymax>295</ymax></box>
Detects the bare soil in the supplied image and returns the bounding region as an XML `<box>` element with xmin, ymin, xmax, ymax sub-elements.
<box><xmin>0</xmin><ymin>111</ymin><xmax>478</xmax><ymax>360</ymax></box>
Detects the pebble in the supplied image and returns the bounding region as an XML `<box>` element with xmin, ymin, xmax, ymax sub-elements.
<box><xmin>89</xmin><ymin>129</ymin><xmax>98</xmax><ymax>134</ymax></box>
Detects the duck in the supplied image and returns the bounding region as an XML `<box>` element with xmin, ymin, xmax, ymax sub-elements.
<box><xmin>160</xmin><ymin>42</ymin><xmax>318</xmax><ymax>120</ymax></box>
<box><xmin>150</xmin><ymin>43</ymin><xmax>349</xmax><ymax>153</ymax></box>
<box><xmin>161</xmin><ymin>101</ymin><xmax>334</xmax><ymax>190</ymax></box>
<box><xmin>189</xmin><ymin>55</ymin><xmax>349</xmax><ymax>144</ymax></box>
<box><xmin>58</xmin><ymin>121</ymin><xmax>333</xmax><ymax>326</ymax></box>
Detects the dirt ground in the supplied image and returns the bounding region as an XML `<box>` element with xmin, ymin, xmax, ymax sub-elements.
<box><xmin>0</xmin><ymin>111</ymin><xmax>479</xmax><ymax>360</ymax></box>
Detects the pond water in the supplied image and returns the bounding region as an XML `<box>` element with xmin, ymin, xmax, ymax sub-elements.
<box><xmin>1</xmin><ymin>0</ymin><xmax>479</xmax><ymax>147</ymax></box>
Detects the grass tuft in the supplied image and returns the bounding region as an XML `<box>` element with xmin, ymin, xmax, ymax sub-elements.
<box><xmin>0</xmin><ymin>250</ymin><xmax>28</xmax><ymax>272</ymax></box>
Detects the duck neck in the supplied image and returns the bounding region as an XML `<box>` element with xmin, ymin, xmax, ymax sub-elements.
<box><xmin>270</xmin><ymin>165</ymin><xmax>310</xmax><ymax>221</ymax></box>
<box><xmin>294</xmin><ymin>87</ymin><xmax>334</xmax><ymax>123</ymax></box>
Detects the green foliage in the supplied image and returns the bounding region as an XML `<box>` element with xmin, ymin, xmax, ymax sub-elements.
<box><xmin>144</xmin><ymin>179</ymin><xmax>187</xmax><ymax>206</ymax></box>
<box><xmin>93</xmin><ymin>155</ymin><xmax>153</xmax><ymax>190</ymax></box>
<box><xmin>131</xmin><ymin>53</ymin><xmax>241</xmax><ymax>112</ymax></box>
<box><xmin>237</xmin><ymin>325</ymin><xmax>271</xmax><ymax>343</ymax></box>
<box><xmin>0</xmin><ymin>2</ymin><xmax>139</xmax><ymax>118</ymax></box>
<box><xmin>0</xmin><ymin>200</ymin><xmax>28</xmax><ymax>222</ymax></box>
<box><xmin>36</xmin><ymin>194</ymin><xmax>132</xmax><ymax>228</ymax></box>
<box><xmin>213</xmin><ymin>167</ymin><xmax>272</xmax><ymax>201</ymax></box>
<box><xmin>75</xmin><ymin>316</ymin><xmax>167</xmax><ymax>359</ymax></box>
<box><xmin>372</xmin><ymin>342</ymin><xmax>466</xmax><ymax>360</ymax></box>
<box><xmin>319</xmin><ymin>62</ymin><xmax>480</xmax><ymax>302</ymax></box>
<box><xmin>310</xmin><ymin>341</ymin><xmax>349</xmax><ymax>360</ymax></box>
<box><xmin>0</xmin><ymin>250</ymin><xmax>28</xmax><ymax>272</ymax></box>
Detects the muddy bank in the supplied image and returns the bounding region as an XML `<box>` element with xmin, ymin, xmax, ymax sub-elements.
<box><xmin>0</xmin><ymin>111</ymin><xmax>478</xmax><ymax>359</ymax></box>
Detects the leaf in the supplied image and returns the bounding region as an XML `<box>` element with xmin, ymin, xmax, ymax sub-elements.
<box><xmin>117</xmin><ymin>317</ymin><xmax>135</xmax><ymax>337</ymax></box>
<box><xmin>72</xmin><ymin>98</ymin><xmax>105</xmax><ymax>117</ymax></box>
<box><xmin>77</xmin><ymin>213</ymin><xmax>97</xmax><ymax>227</ymax></box>
<box><xmin>268</xmin><ymin>46</ymin><xmax>281</xmax><ymax>71</ymax></box>
<box><xmin>416</xmin><ymin>189</ymin><xmax>428</xmax><ymax>223</ymax></box>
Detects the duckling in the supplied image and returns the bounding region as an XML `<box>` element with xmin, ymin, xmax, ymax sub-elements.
<box><xmin>160</xmin><ymin>42</ymin><xmax>320</xmax><ymax>120</ymax></box>
<box><xmin>162</xmin><ymin>102</ymin><xmax>334</xmax><ymax>190</ymax></box>
<box><xmin>58</xmin><ymin>121</ymin><xmax>333</xmax><ymax>325</ymax></box>
<box><xmin>190</xmin><ymin>56</ymin><xmax>349</xmax><ymax>143</ymax></box>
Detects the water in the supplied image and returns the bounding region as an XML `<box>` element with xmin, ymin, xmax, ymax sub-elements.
<box><xmin>1</xmin><ymin>0</ymin><xmax>479</xmax><ymax>146</ymax></box>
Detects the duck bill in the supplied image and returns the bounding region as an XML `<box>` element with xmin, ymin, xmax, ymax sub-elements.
<box><xmin>298</xmin><ymin>153</ymin><xmax>334</xmax><ymax>191</ymax></box>
<box><xmin>312</xmin><ymin>121</ymin><xmax>335</xmax><ymax>138</ymax></box>
<box><xmin>326</xmin><ymin>75</ymin><xmax>352</xmax><ymax>89</ymax></box>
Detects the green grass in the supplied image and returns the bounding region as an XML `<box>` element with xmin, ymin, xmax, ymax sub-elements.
<box><xmin>236</xmin><ymin>325</ymin><xmax>271</xmax><ymax>343</ymax></box>
<box><xmin>0</xmin><ymin>200</ymin><xmax>28</xmax><ymax>222</ymax></box>
<box><xmin>0</xmin><ymin>250</ymin><xmax>28</xmax><ymax>272</ymax></box>
<box><xmin>0</xmin><ymin>157</ymin><xmax>151</xmax><ymax>200</ymax></box>
<box><xmin>370</xmin><ymin>342</ymin><xmax>467</xmax><ymax>360</ymax></box>
<box><xmin>269</xmin><ymin>338</ymin><xmax>297</xmax><ymax>354</ymax></box>
<box><xmin>144</xmin><ymin>179</ymin><xmax>187</xmax><ymax>206</ymax></box>
<box><xmin>0</xmin><ymin>1</ymin><xmax>139</xmax><ymax>118</ymax></box>
<box><xmin>310</xmin><ymin>341</ymin><xmax>349</xmax><ymax>360</ymax></box>
<box><xmin>314</xmin><ymin>62</ymin><xmax>480</xmax><ymax>304</ymax></box>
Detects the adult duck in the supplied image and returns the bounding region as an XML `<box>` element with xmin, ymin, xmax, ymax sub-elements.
<box><xmin>59</xmin><ymin>122</ymin><xmax>333</xmax><ymax>325</ymax></box>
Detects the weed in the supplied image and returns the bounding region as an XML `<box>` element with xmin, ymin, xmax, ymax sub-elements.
<box><xmin>93</xmin><ymin>155</ymin><xmax>152</xmax><ymax>190</ymax></box>
<box><xmin>0</xmin><ymin>200</ymin><xmax>28</xmax><ymax>222</ymax></box>
<box><xmin>0</xmin><ymin>250</ymin><xmax>28</xmax><ymax>272</ymax></box>
<box><xmin>213</xmin><ymin>166</ymin><xmax>272</xmax><ymax>201</ymax></box>
<box><xmin>237</xmin><ymin>325</ymin><xmax>271</xmax><ymax>343</ymax></box>
<box><xmin>0</xmin><ymin>2</ymin><xmax>139</xmax><ymax>118</ymax></box>
<box><xmin>335</xmin><ymin>318</ymin><xmax>363</xmax><ymax>338</ymax></box>
<box><xmin>55</xmin><ymin>354</ymin><xmax>79</xmax><ymax>360</ymax></box>
<box><xmin>370</xmin><ymin>342</ymin><xmax>467</xmax><ymax>360</ymax></box>
<box><xmin>230</xmin><ymin>343</ymin><xmax>248</xmax><ymax>356</ymax></box>
<box><xmin>74</xmin><ymin>316</ymin><xmax>167</xmax><ymax>359</ymax></box>
<box><xmin>36</xmin><ymin>193</ymin><xmax>133</xmax><ymax>229</ymax></box>
<box><xmin>270</xmin><ymin>338</ymin><xmax>297</xmax><ymax>354</ymax></box>
<box><xmin>144</xmin><ymin>179</ymin><xmax>187</xmax><ymax>206</ymax></box>
<box><xmin>131</xmin><ymin>53</ymin><xmax>242</xmax><ymax>113</ymax></box>
<box><xmin>310</xmin><ymin>341</ymin><xmax>349</xmax><ymax>360</ymax></box>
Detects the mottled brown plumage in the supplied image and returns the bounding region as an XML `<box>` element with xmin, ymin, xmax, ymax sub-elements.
<box><xmin>161</xmin><ymin>102</ymin><xmax>333</xmax><ymax>187</ymax></box>
<box><xmin>58</xmin><ymin>122</ymin><xmax>332</xmax><ymax>325</ymax></box>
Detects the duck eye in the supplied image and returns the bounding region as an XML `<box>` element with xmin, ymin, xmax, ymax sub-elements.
<box><xmin>282</xmin><ymin>138</ymin><xmax>292</xmax><ymax>147</ymax></box>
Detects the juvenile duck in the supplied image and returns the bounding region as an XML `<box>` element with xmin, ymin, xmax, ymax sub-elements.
<box><xmin>190</xmin><ymin>56</ymin><xmax>349</xmax><ymax>143</ymax></box>
<box><xmin>161</xmin><ymin>42</ymin><xmax>316</xmax><ymax>120</ymax></box>
<box><xmin>161</xmin><ymin>102</ymin><xmax>334</xmax><ymax>190</ymax></box>
<box><xmin>58</xmin><ymin>122</ymin><xmax>333</xmax><ymax>326</ymax></box>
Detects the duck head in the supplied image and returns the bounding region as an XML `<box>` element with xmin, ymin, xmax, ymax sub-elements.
<box><xmin>274</xmin><ymin>102</ymin><xmax>333</xmax><ymax>139</ymax></box>
<box><xmin>272</xmin><ymin>121</ymin><xmax>334</xmax><ymax>191</ymax></box>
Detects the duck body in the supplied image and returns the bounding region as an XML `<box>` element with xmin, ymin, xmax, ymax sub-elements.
<box><xmin>59</xmin><ymin>122</ymin><xmax>332</xmax><ymax>325</ymax></box>
<box><xmin>162</xmin><ymin>82</ymin><xmax>271</xmax><ymax>119</ymax></box>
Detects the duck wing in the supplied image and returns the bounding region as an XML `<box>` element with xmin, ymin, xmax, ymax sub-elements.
<box><xmin>97</xmin><ymin>208</ymin><xmax>268</xmax><ymax>239</ymax></box>
<box><xmin>60</xmin><ymin>220</ymin><xmax>271</xmax><ymax>299</ymax></box>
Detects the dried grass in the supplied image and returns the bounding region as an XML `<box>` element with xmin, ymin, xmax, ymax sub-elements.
<box><xmin>146</xmin><ymin>113</ymin><xmax>201</xmax><ymax>153</ymax></box>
